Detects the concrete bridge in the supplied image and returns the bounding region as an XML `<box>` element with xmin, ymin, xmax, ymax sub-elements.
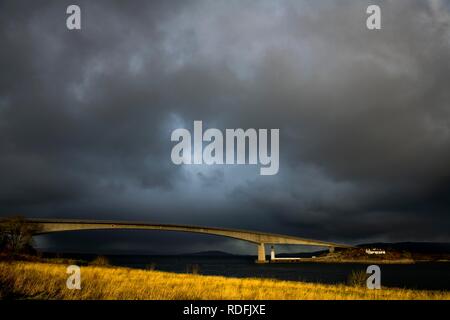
<box><xmin>23</xmin><ymin>218</ymin><xmax>353</xmax><ymax>263</ymax></box>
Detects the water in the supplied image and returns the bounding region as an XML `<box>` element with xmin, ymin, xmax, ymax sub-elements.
<box><xmin>98</xmin><ymin>255</ymin><xmax>450</xmax><ymax>291</ymax></box>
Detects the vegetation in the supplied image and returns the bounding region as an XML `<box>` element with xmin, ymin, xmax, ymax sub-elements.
<box><xmin>0</xmin><ymin>216</ymin><xmax>40</xmax><ymax>255</ymax></box>
<box><xmin>1</xmin><ymin>261</ymin><xmax>449</xmax><ymax>300</ymax></box>
<box><xmin>186</xmin><ymin>263</ymin><xmax>201</xmax><ymax>275</ymax></box>
<box><xmin>347</xmin><ymin>270</ymin><xmax>368</xmax><ymax>287</ymax></box>
<box><xmin>297</xmin><ymin>248</ymin><xmax>421</xmax><ymax>264</ymax></box>
<box><xmin>89</xmin><ymin>256</ymin><xmax>110</xmax><ymax>266</ymax></box>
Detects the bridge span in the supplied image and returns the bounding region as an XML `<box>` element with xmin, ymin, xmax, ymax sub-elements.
<box><xmin>23</xmin><ymin>218</ymin><xmax>353</xmax><ymax>263</ymax></box>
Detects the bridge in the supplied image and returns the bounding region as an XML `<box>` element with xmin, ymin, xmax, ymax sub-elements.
<box><xmin>21</xmin><ymin>218</ymin><xmax>353</xmax><ymax>263</ymax></box>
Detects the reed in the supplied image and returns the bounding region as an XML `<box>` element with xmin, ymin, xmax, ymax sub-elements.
<box><xmin>0</xmin><ymin>261</ymin><xmax>448</xmax><ymax>300</ymax></box>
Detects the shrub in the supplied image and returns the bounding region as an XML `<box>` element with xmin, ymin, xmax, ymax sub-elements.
<box><xmin>146</xmin><ymin>263</ymin><xmax>157</xmax><ymax>271</ymax></box>
<box><xmin>90</xmin><ymin>256</ymin><xmax>110</xmax><ymax>266</ymax></box>
<box><xmin>347</xmin><ymin>270</ymin><xmax>367</xmax><ymax>287</ymax></box>
<box><xmin>0</xmin><ymin>216</ymin><xmax>40</xmax><ymax>254</ymax></box>
<box><xmin>186</xmin><ymin>264</ymin><xmax>200</xmax><ymax>275</ymax></box>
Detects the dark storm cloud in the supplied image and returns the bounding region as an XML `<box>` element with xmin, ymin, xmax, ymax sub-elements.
<box><xmin>1</xmin><ymin>0</ymin><xmax>450</xmax><ymax>253</ymax></box>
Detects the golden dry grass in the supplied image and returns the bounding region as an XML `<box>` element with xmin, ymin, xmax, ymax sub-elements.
<box><xmin>0</xmin><ymin>261</ymin><xmax>449</xmax><ymax>300</ymax></box>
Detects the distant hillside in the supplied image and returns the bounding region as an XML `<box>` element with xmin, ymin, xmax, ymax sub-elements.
<box><xmin>272</xmin><ymin>242</ymin><xmax>450</xmax><ymax>262</ymax></box>
<box><xmin>185</xmin><ymin>250</ymin><xmax>235</xmax><ymax>256</ymax></box>
<box><xmin>357</xmin><ymin>242</ymin><xmax>450</xmax><ymax>254</ymax></box>
<box><xmin>274</xmin><ymin>251</ymin><xmax>327</xmax><ymax>258</ymax></box>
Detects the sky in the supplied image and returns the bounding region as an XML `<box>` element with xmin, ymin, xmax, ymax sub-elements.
<box><xmin>1</xmin><ymin>0</ymin><xmax>450</xmax><ymax>254</ymax></box>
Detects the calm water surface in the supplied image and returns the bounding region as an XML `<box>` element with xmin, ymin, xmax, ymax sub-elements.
<box><xmin>100</xmin><ymin>255</ymin><xmax>450</xmax><ymax>291</ymax></box>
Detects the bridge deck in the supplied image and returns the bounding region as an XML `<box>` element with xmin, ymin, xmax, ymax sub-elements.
<box><xmin>23</xmin><ymin>218</ymin><xmax>353</xmax><ymax>248</ymax></box>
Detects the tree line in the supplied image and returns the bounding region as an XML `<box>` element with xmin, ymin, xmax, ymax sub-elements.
<box><xmin>0</xmin><ymin>216</ymin><xmax>39</xmax><ymax>254</ymax></box>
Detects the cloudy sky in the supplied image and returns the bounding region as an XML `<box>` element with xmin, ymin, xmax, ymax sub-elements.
<box><xmin>1</xmin><ymin>0</ymin><xmax>450</xmax><ymax>254</ymax></box>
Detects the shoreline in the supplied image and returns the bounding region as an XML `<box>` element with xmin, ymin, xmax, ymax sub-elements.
<box><xmin>268</xmin><ymin>258</ymin><xmax>450</xmax><ymax>264</ymax></box>
<box><xmin>1</xmin><ymin>260</ymin><xmax>449</xmax><ymax>300</ymax></box>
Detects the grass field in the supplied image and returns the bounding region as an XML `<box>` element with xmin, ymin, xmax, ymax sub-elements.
<box><xmin>0</xmin><ymin>261</ymin><xmax>449</xmax><ymax>300</ymax></box>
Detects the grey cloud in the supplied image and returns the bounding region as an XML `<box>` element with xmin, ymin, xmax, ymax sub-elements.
<box><xmin>1</xmin><ymin>0</ymin><xmax>450</xmax><ymax>253</ymax></box>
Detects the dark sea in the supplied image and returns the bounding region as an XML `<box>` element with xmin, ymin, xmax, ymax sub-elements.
<box><xmin>59</xmin><ymin>254</ymin><xmax>450</xmax><ymax>291</ymax></box>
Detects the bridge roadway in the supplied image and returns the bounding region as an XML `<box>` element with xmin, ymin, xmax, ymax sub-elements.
<box><xmin>22</xmin><ymin>218</ymin><xmax>354</xmax><ymax>263</ymax></box>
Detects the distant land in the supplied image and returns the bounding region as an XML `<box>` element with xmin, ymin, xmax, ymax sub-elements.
<box><xmin>35</xmin><ymin>248</ymin><xmax>244</xmax><ymax>257</ymax></box>
<box><xmin>271</xmin><ymin>242</ymin><xmax>450</xmax><ymax>264</ymax></box>
<box><xmin>185</xmin><ymin>250</ymin><xmax>235</xmax><ymax>256</ymax></box>
<box><xmin>357</xmin><ymin>242</ymin><xmax>450</xmax><ymax>254</ymax></box>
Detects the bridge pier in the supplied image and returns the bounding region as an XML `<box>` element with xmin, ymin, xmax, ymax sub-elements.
<box><xmin>256</xmin><ymin>243</ymin><xmax>267</xmax><ymax>263</ymax></box>
<box><xmin>329</xmin><ymin>246</ymin><xmax>335</xmax><ymax>253</ymax></box>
